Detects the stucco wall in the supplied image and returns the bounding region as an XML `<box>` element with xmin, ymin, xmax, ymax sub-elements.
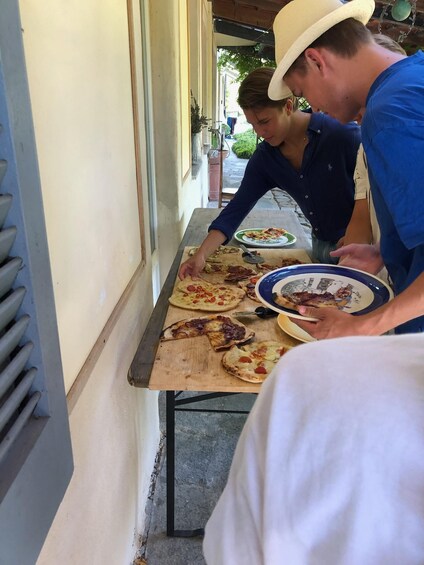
<box><xmin>14</xmin><ymin>0</ymin><xmax>213</xmax><ymax>561</ymax></box>
<box><xmin>18</xmin><ymin>0</ymin><xmax>160</xmax><ymax>563</ymax></box>
<box><xmin>148</xmin><ymin>0</ymin><xmax>213</xmax><ymax>286</ymax></box>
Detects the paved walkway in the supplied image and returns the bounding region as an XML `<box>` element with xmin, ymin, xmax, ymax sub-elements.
<box><xmin>142</xmin><ymin>142</ymin><xmax>313</xmax><ymax>565</ymax></box>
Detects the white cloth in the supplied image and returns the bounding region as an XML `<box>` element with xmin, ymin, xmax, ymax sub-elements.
<box><xmin>203</xmin><ymin>334</ymin><xmax>424</xmax><ymax>565</ymax></box>
<box><xmin>354</xmin><ymin>144</ymin><xmax>380</xmax><ymax>243</ymax></box>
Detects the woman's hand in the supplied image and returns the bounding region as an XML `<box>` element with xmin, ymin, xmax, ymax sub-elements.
<box><xmin>178</xmin><ymin>253</ymin><xmax>206</xmax><ymax>279</ymax></box>
<box><xmin>330</xmin><ymin>243</ymin><xmax>384</xmax><ymax>274</ymax></box>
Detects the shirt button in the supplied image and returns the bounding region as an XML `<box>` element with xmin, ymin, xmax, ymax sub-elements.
<box><xmin>309</xmin><ymin>212</ymin><xmax>313</xmax><ymax>216</ymax></box>
<box><xmin>317</xmin><ymin>129</ymin><xmax>321</xmax><ymax>133</ymax></box>
<box><xmin>314</xmin><ymin>227</ymin><xmax>319</xmax><ymax>231</ymax></box>
<box><xmin>300</xmin><ymin>174</ymin><xmax>304</xmax><ymax>179</ymax></box>
<box><xmin>305</xmin><ymin>195</ymin><xmax>309</xmax><ymax>199</ymax></box>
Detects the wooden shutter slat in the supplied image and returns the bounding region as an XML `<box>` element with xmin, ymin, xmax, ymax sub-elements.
<box><xmin>0</xmin><ymin>389</ymin><xmax>41</xmax><ymax>464</ymax></box>
<box><xmin>0</xmin><ymin>287</ymin><xmax>26</xmax><ymax>333</ymax></box>
<box><xmin>0</xmin><ymin>257</ymin><xmax>22</xmax><ymax>300</ymax></box>
<box><xmin>0</xmin><ymin>315</ymin><xmax>30</xmax><ymax>367</ymax></box>
<box><xmin>0</xmin><ymin>367</ymin><xmax>37</xmax><ymax>434</ymax></box>
<box><xmin>0</xmin><ymin>342</ymin><xmax>33</xmax><ymax>399</ymax></box>
<box><xmin>0</xmin><ymin>193</ymin><xmax>12</xmax><ymax>228</ymax></box>
<box><xmin>0</xmin><ymin>227</ymin><xmax>17</xmax><ymax>264</ymax></box>
<box><xmin>0</xmin><ymin>161</ymin><xmax>7</xmax><ymax>185</ymax></box>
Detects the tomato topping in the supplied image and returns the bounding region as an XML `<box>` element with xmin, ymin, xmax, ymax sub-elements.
<box><xmin>254</xmin><ymin>365</ymin><xmax>267</xmax><ymax>374</ymax></box>
<box><xmin>209</xmin><ymin>296</ymin><xmax>216</xmax><ymax>302</ymax></box>
<box><xmin>279</xmin><ymin>348</ymin><xmax>286</xmax><ymax>356</ymax></box>
<box><xmin>186</xmin><ymin>285</ymin><xmax>196</xmax><ymax>292</ymax></box>
<box><xmin>218</xmin><ymin>301</ymin><xmax>224</xmax><ymax>305</ymax></box>
<box><xmin>239</xmin><ymin>356</ymin><xmax>252</xmax><ymax>363</ymax></box>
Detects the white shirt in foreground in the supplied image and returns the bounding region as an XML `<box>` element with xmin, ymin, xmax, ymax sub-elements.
<box><xmin>203</xmin><ymin>334</ymin><xmax>424</xmax><ymax>565</ymax></box>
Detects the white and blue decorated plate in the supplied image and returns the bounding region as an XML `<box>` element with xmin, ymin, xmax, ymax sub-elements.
<box><xmin>255</xmin><ymin>264</ymin><xmax>394</xmax><ymax>321</ymax></box>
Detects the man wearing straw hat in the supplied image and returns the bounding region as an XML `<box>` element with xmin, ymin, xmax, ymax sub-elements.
<box><xmin>268</xmin><ymin>0</ymin><xmax>424</xmax><ymax>339</ymax></box>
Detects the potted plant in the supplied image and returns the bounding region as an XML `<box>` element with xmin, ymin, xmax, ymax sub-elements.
<box><xmin>207</xmin><ymin>123</ymin><xmax>231</xmax><ymax>201</ymax></box>
<box><xmin>191</xmin><ymin>94</ymin><xmax>209</xmax><ymax>164</ymax></box>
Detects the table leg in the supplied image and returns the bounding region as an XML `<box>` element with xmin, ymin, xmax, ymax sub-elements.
<box><xmin>165</xmin><ymin>390</ymin><xmax>204</xmax><ymax>538</ymax></box>
<box><xmin>165</xmin><ymin>391</ymin><xmax>175</xmax><ymax>536</ymax></box>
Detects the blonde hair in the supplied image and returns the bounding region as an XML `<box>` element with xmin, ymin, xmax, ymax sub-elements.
<box><xmin>372</xmin><ymin>33</ymin><xmax>406</xmax><ymax>55</ymax></box>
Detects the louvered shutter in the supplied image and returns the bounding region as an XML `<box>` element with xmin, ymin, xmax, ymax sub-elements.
<box><xmin>0</xmin><ymin>173</ymin><xmax>38</xmax><ymax>463</ymax></box>
<box><xmin>0</xmin><ymin>2</ymin><xmax>73</xmax><ymax>564</ymax></box>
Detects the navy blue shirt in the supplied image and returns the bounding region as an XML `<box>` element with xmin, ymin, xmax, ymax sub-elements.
<box><xmin>209</xmin><ymin>112</ymin><xmax>361</xmax><ymax>243</ymax></box>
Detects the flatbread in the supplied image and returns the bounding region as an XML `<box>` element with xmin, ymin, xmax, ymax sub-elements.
<box><xmin>243</xmin><ymin>227</ymin><xmax>287</xmax><ymax>243</ymax></box>
<box><xmin>273</xmin><ymin>288</ymin><xmax>351</xmax><ymax>310</ymax></box>
<box><xmin>204</xmin><ymin>263</ymin><xmax>258</xmax><ymax>282</ymax></box>
<box><xmin>161</xmin><ymin>314</ymin><xmax>255</xmax><ymax>351</ymax></box>
<box><xmin>238</xmin><ymin>275</ymin><xmax>262</xmax><ymax>302</ymax></box>
<box><xmin>169</xmin><ymin>278</ymin><xmax>245</xmax><ymax>311</ymax></box>
<box><xmin>222</xmin><ymin>340</ymin><xmax>291</xmax><ymax>383</ymax></box>
<box><xmin>188</xmin><ymin>245</ymin><xmax>241</xmax><ymax>263</ymax></box>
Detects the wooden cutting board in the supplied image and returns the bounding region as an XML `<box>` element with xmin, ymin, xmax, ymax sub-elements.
<box><xmin>148</xmin><ymin>247</ymin><xmax>312</xmax><ymax>392</ymax></box>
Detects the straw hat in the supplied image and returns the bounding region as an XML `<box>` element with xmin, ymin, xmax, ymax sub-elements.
<box><xmin>268</xmin><ymin>0</ymin><xmax>375</xmax><ymax>100</ymax></box>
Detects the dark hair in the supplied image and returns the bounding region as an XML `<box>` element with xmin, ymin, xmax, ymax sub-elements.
<box><xmin>288</xmin><ymin>18</ymin><xmax>373</xmax><ymax>75</ymax></box>
<box><xmin>237</xmin><ymin>67</ymin><xmax>298</xmax><ymax>110</ymax></box>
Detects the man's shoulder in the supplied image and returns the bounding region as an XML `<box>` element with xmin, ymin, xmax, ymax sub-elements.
<box><xmin>312</xmin><ymin>113</ymin><xmax>360</xmax><ymax>147</ymax></box>
<box><xmin>319</xmin><ymin>112</ymin><xmax>359</xmax><ymax>134</ymax></box>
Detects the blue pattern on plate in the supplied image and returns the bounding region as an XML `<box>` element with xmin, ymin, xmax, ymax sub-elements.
<box><xmin>255</xmin><ymin>264</ymin><xmax>393</xmax><ymax>317</ymax></box>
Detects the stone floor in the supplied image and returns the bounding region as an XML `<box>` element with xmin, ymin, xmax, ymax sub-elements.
<box><xmin>140</xmin><ymin>142</ymin><xmax>312</xmax><ymax>564</ymax></box>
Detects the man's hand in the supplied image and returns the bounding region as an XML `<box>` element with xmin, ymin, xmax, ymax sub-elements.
<box><xmin>330</xmin><ymin>243</ymin><xmax>384</xmax><ymax>274</ymax></box>
<box><xmin>178</xmin><ymin>253</ymin><xmax>206</xmax><ymax>279</ymax></box>
<box><xmin>294</xmin><ymin>306</ymin><xmax>374</xmax><ymax>340</ymax></box>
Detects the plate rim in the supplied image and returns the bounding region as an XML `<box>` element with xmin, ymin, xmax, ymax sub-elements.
<box><xmin>277</xmin><ymin>313</ymin><xmax>316</xmax><ymax>343</ymax></box>
<box><xmin>234</xmin><ymin>227</ymin><xmax>297</xmax><ymax>248</ymax></box>
<box><xmin>255</xmin><ymin>263</ymin><xmax>394</xmax><ymax>321</ymax></box>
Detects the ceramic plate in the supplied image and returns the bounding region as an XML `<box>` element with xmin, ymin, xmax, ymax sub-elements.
<box><xmin>234</xmin><ymin>227</ymin><xmax>296</xmax><ymax>248</ymax></box>
<box><xmin>255</xmin><ymin>264</ymin><xmax>394</xmax><ymax>321</ymax></box>
<box><xmin>277</xmin><ymin>314</ymin><xmax>315</xmax><ymax>343</ymax></box>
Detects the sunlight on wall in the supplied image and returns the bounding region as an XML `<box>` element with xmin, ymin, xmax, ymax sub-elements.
<box><xmin>20</xmin><ymin>0</ymin><xmax>142</xmax><ymax>392</ymax></box>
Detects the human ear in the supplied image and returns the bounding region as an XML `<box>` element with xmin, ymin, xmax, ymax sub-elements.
<box><xmin>304</xmin><ymin>47</ymin><xmax>324</xmax><ymax>71</ymax></box>
<box><xmin>285</xmin><ymin>99</ymin><xmax>293</xmax><ymax>114</ymax></box>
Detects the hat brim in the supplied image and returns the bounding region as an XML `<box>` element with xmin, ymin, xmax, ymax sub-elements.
<box><xmin>268</xmin><ymin>0</ymin><xmax>375</xmax><ymax>100</ymax></box>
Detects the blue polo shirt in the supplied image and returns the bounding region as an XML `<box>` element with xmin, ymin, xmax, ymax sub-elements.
<box><xmin>362</xmin><ymin>51</ymin><xmax>424</xmax><ymax>334</ymax></box>
<box><xmin>209</xmin><ymin>112</ymin><xmax>360</xmax><ymax>243</ymax></box>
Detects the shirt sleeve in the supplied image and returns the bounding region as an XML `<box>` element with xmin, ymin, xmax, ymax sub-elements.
<box><xmin>208</xmin><ymin>147</ymin><xmax>275</xmax><ymax>243</ymax></box>
<box><xmin>353</xmin><ymin>144</ymin><xmax>369</xmax><ymax>200</ymax></box>
<box><xmin>363</xmin><ymin>102</ymin><xmax>424</xmax><ymax>249</ymax></box>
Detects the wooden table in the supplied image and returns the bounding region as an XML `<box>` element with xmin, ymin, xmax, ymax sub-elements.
<box><xmin>128</xmin><ymin>207</ymin><xmax>311</xmax><ymax>536</ymax></box>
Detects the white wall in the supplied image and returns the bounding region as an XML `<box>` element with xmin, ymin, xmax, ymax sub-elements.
<box><xmin>16</xmin><ymin>0</ymin><xmax>213</xmax><ymax>561</ymax></box>
<box><xmin>20</xmin><ymin>0</ymin><xmax>142</xmax><ymax>391</ymax></box>
<box><xmin>18</xmin><ymin>0</ymin><xmax>160</xmax><ymax>563</ymax></box>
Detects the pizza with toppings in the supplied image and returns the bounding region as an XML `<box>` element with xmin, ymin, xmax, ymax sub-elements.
<box><xmin>222</xmin><ymin>340</ymin><xmax>291</xmax><ymax>383</ymax></box>
<box><xmin>161</xmin><ymin>315</ymin><xmax>254</xmax><ymax>351</ymax></box>
<box><xmin>260</xmin><ymin>258</ymin><xmax>304</xmax><ymax>273</ymax></box>
<box><xmin>188</xmin><ymin>245</ymin><xmax>241</xmax><ymax>263</ymax></box>
<box><xmin>243</xmin><ymin>227</ymin><xmax>287</xmax><ymax>242</ymax></box>
<box><xmin>238</xmin><ymin>275</ymin><xmax>262</xmax><ymax>302</ymax></box>
<box><xmin>203</xmin><ymin>263</ymin><xmax>257</xmax><ymax>282</ymax></box>
<box><xmin>280</xmin><ymin>258</ymin><xmax>304</xmax><ymax>268</ymax></box>
<box><xmin>169</xmin><ymin>278</ymin><xmax>245</xmax><ymax>311</ymax></box>
<box><xmin>225</xmin><ymin>265</ymin><xmax>258</xmax><ymax>283</ymax></box>
<box><xmin>273</xmin><ymin>285</ymin><xmax>352</xmax><ymax>311</ymax></box>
